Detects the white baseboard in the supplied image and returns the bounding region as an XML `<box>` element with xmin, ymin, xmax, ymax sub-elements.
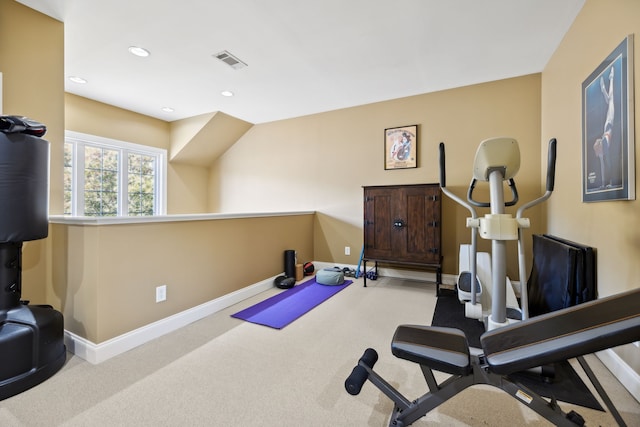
<box><xmin>596</xmin><ymin>349</ymin><xmax>640</xmax><ymax>403</ymax></box>
<box><xmin>64</xmin><ymin>275</ymin><xmax>278</xmax><ymax>364</ymax></box>
<box><xmin>313</xmin><ymin>261</ymin><xmax>457</xmax><ymax>285</ymax></box>
<box><xmin>64</xmin><ymin>266</ymin><xmax>640</xmax><ymax>404</ymax></box>
<box><xmin>64</xmin><ymin>263</ymin><xmax>452</xmax><ymax>364</ymax></box>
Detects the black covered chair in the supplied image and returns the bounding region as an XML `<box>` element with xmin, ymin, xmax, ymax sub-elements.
<box><xmin>0</xmin><ymin>116</ymin><xmax>66</xmax><ymax>400</ymax></box>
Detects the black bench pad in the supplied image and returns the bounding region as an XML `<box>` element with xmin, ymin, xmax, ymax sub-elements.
<box><xmin>481</xmin><ymin>287</ymin><xmax>640</xmax><ymax>375</ymax></box>
<box><xmin>392</xmin><ymin>325</ymin><xmax>471</xmax><ymax>375</ymax></box>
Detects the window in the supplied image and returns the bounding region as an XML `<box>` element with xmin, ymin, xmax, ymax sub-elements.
<box><xmin>64</xmin><ymin>131</ymin><xmax>167</xmax><ymax>216</ymax></box>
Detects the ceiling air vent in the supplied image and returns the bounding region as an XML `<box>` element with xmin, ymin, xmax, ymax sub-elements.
<box><xmin>214</xmin><ymin>50</ymin><xmax>247</xmax><ymax>70</ymax></box>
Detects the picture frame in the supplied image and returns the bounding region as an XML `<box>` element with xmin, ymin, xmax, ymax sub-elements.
<box><xmin>385</xmin><ymin>125</ymin><xmax>417</xmax><ymax>170</ymax></box>
<box><xmin>581</xmin><ymin>34</ymin><xmax>635</xmax><ymax>202</ymax></box>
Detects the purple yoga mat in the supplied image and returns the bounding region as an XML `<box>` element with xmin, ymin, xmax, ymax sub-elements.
<box><xmin>231</xmin><ymin>277</ymin><xmax>353</xmax><ymax>329</ymax></box>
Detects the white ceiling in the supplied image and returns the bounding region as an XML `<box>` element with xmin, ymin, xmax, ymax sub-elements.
<box><xmin>18</xmin><ymin>0</ymin><xmax>585</xmax><ymax>124</ymax></box>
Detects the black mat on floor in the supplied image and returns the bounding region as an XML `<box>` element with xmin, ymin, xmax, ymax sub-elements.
<box><xmin>431</xmin><ymin>288</ymin><xmax>485</xmax><ymax>347</ymax></box>
<box><xmin>431</xmin><ymin>289</ymin><xmax>603</xmax><ymax>411</ymax></box>
<box><xmin>508</xmin><ymin>361</ymin><xmax>602</xmax><ymax>411</ymax></box>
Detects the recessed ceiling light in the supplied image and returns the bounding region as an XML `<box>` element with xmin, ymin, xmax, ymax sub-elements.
<box><xmin>69</xmin><ymin>76</ymin><xmax>87</xmax><ymax>84</ymax></box>
<box><xmin>161</xmin><ymin>107</ymin><xmax>174</xmax><ymax>113</ymax></box>
<box><xmin>221</xmin><ymin>90</ymin><xmax>234</xmax><ymax>97</ymax></box>
<box><xmin>128</xmin><ymin>46</ymin><xmax>150</xmax><ymax>57</ymax></box>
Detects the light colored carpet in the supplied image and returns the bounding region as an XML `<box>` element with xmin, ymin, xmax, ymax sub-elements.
<box><xmin>2</xmin><ymin>276</ymin><xmax>639</xmax><ymax>426</ymax></box>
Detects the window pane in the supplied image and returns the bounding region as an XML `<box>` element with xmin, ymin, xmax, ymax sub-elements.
<box><xmin>141</xmin><ymin>194</ymin><xmax>154</xmax><ymax>215</ymax></box>
<box><xmin>141</xmin><ymin>175</ymin><xmax>154</xmax><ymax>193</ymax></box>
<box><xmin>84</xmin><ymin>191</ymin><xmax>101</xmax><ymax>215</ymax></box>
<box><xmin>64</xmin><ymin>191</ymin><xmax>72</xmax><ymax>215</ymax></box>
<box><xmin>65</xmin><ymin>132</ymin><xmax>165</xmax><ymax>218</ymax></box>
<box><xmin>63</xmin><ymin>171</ymin><xmax>72</xmax><ymax>189</ymax></box>
<box><xmin>128</xmin><ymin>152</ymin><xmax>155</xmax><ymax>216</ymax></box>
<box><xmin>102</xmin><ymin>191</ymin><xmax>118</xmax><ymax>215</ymax></box>
<box><xmin>141</xmin><ymin>156</ymin><xmax>155</xmax><ymax>175</ymax></box>
<box><xmin>64</xmin><ymin>143</ymin><xmax>72</xmax><ymax>167</ymax></box>
<box><xmin>128</xmin><ymin>192</ymin><xmax>140</xmax><ymax>213</ymax></box>
<box><xmin>84</xmin><ymin>146</ymin><xmax>119</xmax><ymax>216</ymax></box>
<box><xmin>64</xmin><ymin>143</ymin><xmax>73</xmax><ymax>215</ymax></box>
<box><xmin>128</xmin><ymin>153</ymin><xmax>141</xmax><ymax>174</ymax></box>
<box><xmin>128</xmin><ymin>174</ymin><xmax>141</xmax><ymax>192</ymax></box>
<box><xmin>85</xmin><ymin>146</ymin><xmax>102</xmax><ymax>169</ymax></box>
<box><xmin>85</xmin><ymin>169</ymin><xmax>102</xmax><ymax>191</ymax></box>
<box><xmin>102</xmin><ymin>170</ymin><xmax>118</xmax><ymax>192</ymax></box>
<box><xmin>103</xmin><ymin>150</ymin><xmax>118</xmax><ymax>171</ymax></box>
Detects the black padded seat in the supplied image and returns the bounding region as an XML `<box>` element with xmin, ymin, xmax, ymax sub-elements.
<box><xmin>481</xmin><ymin>287</ymin><xmax>640</xmax><ymax>375</ymax></box>
<box><xmin>392</xmin><ymin>325</ymin><xmax>471</xmax><ymax>375</ymax></box>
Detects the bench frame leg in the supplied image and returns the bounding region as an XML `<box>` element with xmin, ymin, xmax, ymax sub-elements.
<box><xmin>357</xmin><ymin>355</ymin><xmax>593</xmax><ymax>427</ymax></box>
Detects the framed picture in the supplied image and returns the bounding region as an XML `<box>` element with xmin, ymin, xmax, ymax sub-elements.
<box><xmin>582</xmin><ymin>34</ymin><xmax>635</xmax><ymax>202</ymax></box>
<box><xmin>385</xmin><ymin>125</ymin><xmax>417</xmax><ymax>170</ymax></box>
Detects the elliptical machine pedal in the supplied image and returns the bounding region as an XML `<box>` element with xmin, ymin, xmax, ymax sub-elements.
<box><xmin>457</xmin><ymin>271</ymin><xmax>482</xmax><ymax>302</ymax></box>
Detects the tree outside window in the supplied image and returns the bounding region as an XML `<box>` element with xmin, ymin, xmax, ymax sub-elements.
<box><xmin>64</xmin><ymin>131</ymin><xmax>166</xmax><ymax>217</ymax></box>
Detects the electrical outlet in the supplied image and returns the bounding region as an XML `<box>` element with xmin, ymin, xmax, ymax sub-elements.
<box><xmin>345</xmin><ymin>246</ymin><xmax>350</xmax><ymax>256</ymax></box>
<box><xmin>156</xmin><ymin>285</ymin><xmax>167</xmax><ymax>303</ymax></box>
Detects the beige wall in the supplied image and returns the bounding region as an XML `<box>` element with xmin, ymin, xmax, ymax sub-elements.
<box><xmin>65</xmin><ymin>93</ymin><xmax>169</xmax><ymax>152</ymax></box>
<box><xmin>0</xmin><ymin>0</ymin><xmax>64</xmax><ymax>303</ymax></box>
<box><xmin>62</xmin><ymin>97</ymin><xmax>316</xmax><ymax>343</ymax></box>
<box><xmin>0</xmin><ymin>2</ymin><xmax>64</xmax><ymax>202</ymax></box>
<box><xmin>0</xmin><ymin>3</ymin><xmax>314</xmax><ymax>345</ymax></box>
<box><xmin>51</xmin><ymin>215</ymin><xmax>314</xmax><ymax>342</ymax></box>
<box><xmin>65</xmin><ymin>93</ymin><xmax>210</xmax><ymax>214</ymax></box>
<box><xmin>210</xmin><ymin>74</ymin><xmax>544</xmax><ymax>276</ymax></box>
<box><xmin>5</xmin><ymin>0</ymin><xmax>639</xmax><ymax>382</ymax></box>
<box><xmin>0</xmin><ymin>1</ymin><xmax>545</xmax><ymax>293</ymax></box>
<box><xmin>541</xmin><ymin>0</ymin><xmax>640</xmax><ymax>372</ymax></box>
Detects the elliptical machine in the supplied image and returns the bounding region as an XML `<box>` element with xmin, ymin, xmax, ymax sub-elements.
<box><xmin>0</xmin><ymin>116</ymin><xmax>66</xmax><ymax>400</ymax></box>
<box><xmin>439</xmin><ymin>137</ymin><xmax>556</xmax><ymax>329</ymax></box>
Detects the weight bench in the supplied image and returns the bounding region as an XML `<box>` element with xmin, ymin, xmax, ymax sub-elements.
<box><xmin>345</xmin><ymin>287</ymin><xmax>640</xmax><ymax>426</ymax></box>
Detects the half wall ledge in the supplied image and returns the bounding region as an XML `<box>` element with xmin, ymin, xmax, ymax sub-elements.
<box><xmin>49</xmin><ymin>211</ymin><xmax>315</xmax><ymax>226</ymax></box>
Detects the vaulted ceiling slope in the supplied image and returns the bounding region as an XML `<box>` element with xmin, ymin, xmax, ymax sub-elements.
<box><xmin>18</xmin><ymin>0</ymin><xmax>585</xmax><ymax>124</ymax></box>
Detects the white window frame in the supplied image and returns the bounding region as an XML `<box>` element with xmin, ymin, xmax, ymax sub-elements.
<box><xmin>64</xmin><ymin>130</ymin><xmax>167</xmax><ymax>216</ymax></box>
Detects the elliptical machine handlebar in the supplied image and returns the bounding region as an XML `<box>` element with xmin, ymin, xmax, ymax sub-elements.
<box><xmin>546</xmin><ymin>138</ymin><xmax>557</xmax><ymax>192</ymax></box>
<box><xmin>516</xmin><ymin>138</ymin><xmax>557</xmax><ymax>219</ymax></box>
<box><xmin>439</xmin><ymin>142</ymin><xmax>480</xmax><ymax>306</ymax></box>
<box><xmin>439</xmin><ymin>142</ymin><xmax>446</xmax><ymax>188</ymax></box>
<box><xmin>517</xmin><ymin>138</ymin><xmax>557</xmax><ymax>320</ymax></box>
<box><xmin>438</xmin><ymin>142</ymin><xmax>476</xmax><ymax>219</ymax></box>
